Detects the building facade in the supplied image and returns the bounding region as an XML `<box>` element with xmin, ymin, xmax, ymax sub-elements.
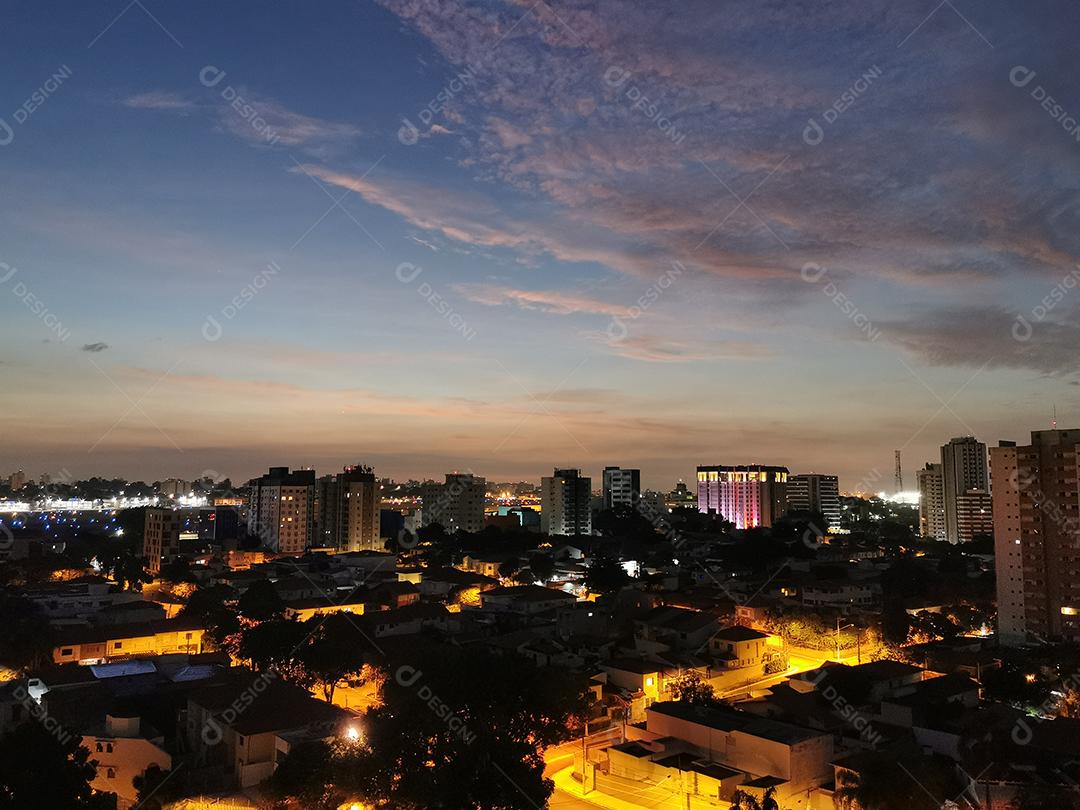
<box><xmin>917</xmin><ymin>462</ymin><xmax>946</xmax><ymax>541</ymax></box>
<box><xmin>941</xmin><ymin>436</ymin><xmax>989</xmax><ymax>543</ymax></box>
<box><xmin>697</xmin><ymin>465</ymin><xmax>788</xmax><ymax>529</ymax></box>
<box><xmin>315</xmin><ymin>465</ymin><xmax>381</xmax><ymax>552</ymax></box>
<box><xmin>786</xmin><ymin>473</ymin><xmax>841</xmax><ymax>531</ymax></box>
<box><xmin>992</xmin><ymin>430</ymin><xmax>1080</xmax><ymax>645</ymax></box>
<box><xmin>602</xmin><ymin>467</ymin><xmax>641</xmax><ymax>510</ymax></box>
<box><xmin>421</xmin><ymin>472</ymin><xmax>486</xmax><ymax>534</ymax></box>
<box><xmin>247</xmin><ymin>467</ymin><xmax>316</xmax><ymax>554</ymax></box>
<box><xmin>142</xmin><ymin>508</ymin><xmax>182</xmax><ymax>574</ymax></box>
<box><xmin>541</xmin><ymin>468</ymin><xmax>592</xmax><ymax>536</ymax></box>
<box><xmin>955</xmin><ymin>489</ymin><xmax>993</xmax><ymax>543</ymax></box>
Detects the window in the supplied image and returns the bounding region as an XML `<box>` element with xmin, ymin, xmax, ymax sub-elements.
<box><xmin>106</xmin><ymin>769</ymin><xmax>115</xmax><ymax>780</ymax></box>
<box><xmin>96</xmin><ymin>742</ymin><xmax>103</xmax><ymax>752</ymax></box>
<box><xmin>114</xmin><ymin>642</ymin><xmax>122</xmax><ymax>650</ymax></box>
<box><xmin>60</xmin><ymin>648</ymin><xmax>73</xmax><ymax>657</ymax></box>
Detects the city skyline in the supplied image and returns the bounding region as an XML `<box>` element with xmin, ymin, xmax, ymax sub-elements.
<box><xmin>4</xmin><ymin>2</ymin><xmax>1080</xmax><ymax>491</ymax></box>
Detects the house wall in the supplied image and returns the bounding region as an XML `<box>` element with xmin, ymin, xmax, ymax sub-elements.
<box><xmin>84</xmin><ymin>736</ymin><xmax>171</xmax><ymax>808</ymax></box>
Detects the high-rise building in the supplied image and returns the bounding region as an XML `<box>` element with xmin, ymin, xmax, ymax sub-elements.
<box><xmin>697</xmin><ymin>465</ymin><xmax>788</xmax><ymax>529</ymax></box>
<box><xmin>941</xmin><ymin>437</ymin><xmax>989</xmax><ymax>543</ymax></box>
<box><xmin>786</xmin><ymin>474</ymin><xmax>841</xmax><ymax>531</ymax></box>
<box><xmin>7</xmin><ymin>470</ymin><xmax>27</xmax><ymax>491</ymax></box>
<box><xmin>541</xmin><ymin>468</ymin><xmax>592</xmax><ymax>536</ymax></box>
<box><xmin>421</xmin><ymin>473</ymin><xmax>486</xmax><ymax>534</ymax></box>
<box><xmin>917</xmin><ymin>463</ymin><xmax>946</xmax><ymax>541</ymax></box>
<box><xmin>993</xmin><ymin>430</ymin><xmax>1080</xmax><ymax>645</ymax></box>
<box><xmin>315</xmin><ymin>465</ymin><xmax>381</xmax><ymax>552</ymax></box>
<box><xmin>956</xmin><ymin>490</ymin><xmax>993</xmax><ymax>543</ymax></box>
<box><xmin>143</xmin><ymin>508</ymin><xmax>182</xmax><ymax>574</ymax></box>
<box><xmin>247</xmin><ymin>467</ymin><xmax>316</xmax><ymax>555</ymax></box>
<box><xmin>602</xmin><ymin>467</ymin><xmax>640</xmax><ymax>510</ymax></box>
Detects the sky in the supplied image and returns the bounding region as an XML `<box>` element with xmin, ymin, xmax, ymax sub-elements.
<box><xmin>1</xmin><ymin>0</ymin><xmax>1079</xmax><ymax>491</ymax></box>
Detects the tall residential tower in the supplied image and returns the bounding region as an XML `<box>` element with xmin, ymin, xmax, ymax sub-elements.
<box><xmin>786</xmin><ymin>474</ymin><xmax>841</xmax><ymax>531</ymax></box>
<box><xmin>941</xmin><ymin>436</ymin><xmax>989</xmax><ymax>543</ymax></box>
<box><xmin>541</xmin><ymin>468</ymin><xmax>592</xmax><ymax>536</ymax></box>
<box><xmin>993</xmin><ymin>430</ymin><xmax>1080</xmax><ymax>645</ymax></box>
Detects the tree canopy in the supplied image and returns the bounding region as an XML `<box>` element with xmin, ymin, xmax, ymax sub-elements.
<box><xmin>0</xmin><ymin>722</ymin><xmax>116</xmax><ymax>810</ymax></box>
<box><xmin>272</xmin><ymin>647</ymin><xmax>588</xmax><ymax>809</ymax></box>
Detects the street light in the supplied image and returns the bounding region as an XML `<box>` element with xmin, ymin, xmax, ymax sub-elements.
<box><xmin>836</xmin><ymin>618</ymin><xmax>861</xmax><ymax>663</ymax></box>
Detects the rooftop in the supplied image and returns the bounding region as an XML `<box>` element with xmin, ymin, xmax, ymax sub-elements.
<box><xmin>648</xmin><ymin>701</ymin><xmax>826</xmax><ymax>746</ymax></box>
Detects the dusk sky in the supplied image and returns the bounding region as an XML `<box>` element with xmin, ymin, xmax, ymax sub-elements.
<box><xmin>2</xmin><ymin>0</ymin><xmax>1079</xmax><ymax>489</ymax></box>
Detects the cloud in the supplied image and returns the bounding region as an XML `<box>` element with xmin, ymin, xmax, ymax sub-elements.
<box><xmin>124</xmin><ymin>88</ymin><xmax>360</xmax><ymax>151</ymax></box>
<box><xmin>582</xmin><ymin>330</ymin><xmax>771</xmax><ymax>363</ymax></box>
<box><xmin>373</xmin><ymin>0</ymin><xmax>1080</xmax><ymax>311</ymax></box>
<box><xmin>81</xmin><ymin>342</ymin><xmax>110</xmax><ymax>353</ymax></box>
<box><xmin>292</xmin><ymin>163</ymin><xmax>660</xmax><ymax>276</ymax></box>
<box><xmin>123</xmin><ymin>91</ymin><xmax>194</xmax><ymax>111</ymax></box>
<box><xmin>878</xmin><ymin>305</ymin><xmax>1080</xmax><ymax>375</ymax></box>
<box><xmin>214</xmin><ymin>91</ymin><xmax>362</xmax><ymax>148</ymax></box>
<box><xmin>454</xmin><ymin>283</ymin><xmax>627</xmax><ymax>316</ymax></box>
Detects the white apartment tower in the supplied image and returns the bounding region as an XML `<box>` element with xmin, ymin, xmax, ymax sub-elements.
<box><xmin>917</xmin><ymin>463</ymin><xmax>946</xmax><ymax>541</ymax></box>
<box><xmin>602</xmin><ymin>467</ymin><xmax>641</xmax><ymax>510</ymax></box>
<box><xmin>247</xmin><ymin>467</ymin><xmax>316</xmax><ymax>554</ymax></box>
<box><xmin>941</xmin><ymin>436</ymin><xmax>989</xmax><ymax>543</ymax></box>
<box><xmin>541</xmin><ymin>468</ymin><xmax>592</xmax><ymax>536</ymax></box>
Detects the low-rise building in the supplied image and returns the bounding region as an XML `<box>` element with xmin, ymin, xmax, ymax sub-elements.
<box><xmin>186</xmin><ymin>676</ymin><xmax>353</xmax><ymax>788</ymax></box>
<box><xmin>418</xmin><ymin>567</ymin><xmax>500</xmax><ymax>600</ymax></box>
<box><xmin>708</xmin><ymin>625</ymin><xmax>774</xmax><ymax>670</ymax></box>
<box><xmin>479</xmin><ymin>584</ymin><xmax>578</xmax><ymax>615</ymax></box>
<box><xmin>83</xmin><ymin>714</ymin><xmax>171</xmax><ymax>808</ymax></box>
<box><xmin>635</xmin><ymin>701</ymin><xmax>834</xmax><ymax>800</ymax></box>
<box><xmin>634</xmin><ymin>606</ymin><xmax>721</xmax><ymax>654</ymax></box>
<box><xmin>52</xmin><ymin>618</ymin><xmax>205</xmax><ymax>665</ymax></box>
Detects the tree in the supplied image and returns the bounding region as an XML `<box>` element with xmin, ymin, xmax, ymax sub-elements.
<box><xmin>324</xmin><ymin>647</ymin><xmax>587</xmax><ymax>808</ymax></box>
<box><xmin>132</xmin><ymin>764</ymin><xmax>185</xmax><ymax>810</ymax></box>
<box><xmin>237</xmin><ymin>578</ymin><xmax>285</xmax><ymax>621</ymax></box>
<box><xmin>1053</xmin><ymin>684</ymin><xmax>1080</xmax><ymax>718</ymax></box>
<box><xmin>111</xmin><ymin>553</ymin><xmax>152</xmax><ymax>592</ymax></box>
<box><xmin>0</xmin><ymin>595</ymin><xmax>56</xmax><ymax>672</ymax></box>
<box><xmin>239</xmin><ymin>617</ymin><xmax>310</xmax><ymax>681</ymax></box>
<box><xmin>270</xmin><ymin>739</ymin><xmax>344</xmax><ymax>809</ymax></box>
<box><xmin>668</xmin><ymin>671</ymin><xmax>726</xmax><ymax>707</ymax></box>
<box><xmin>731</xmin><ymin>788</ymin><xmax>779</xmax><ymax>810</ymax></box>
<box><xmin>180</xmin><ymin>584</ymin><xmax>240</xmax><ymax>651</ymax></box>
<box><xmin>527</xmin><ymin>553</ymin><xmax>556</xmax><ymax>583</ymax></box>
<box><xmin>881</xmin><ymin>601</ymin><xmax>911</xmax><ymax>644</ymax></box>
<box><xmin>497</xmin><ymin>558</ymin><xmax>519</xmax><ymax>580</ymax></box>
<box><xmin>299</xmin><ymin>614</ymin><xmax>371</xmax><ymax>703</ymax></box>
<box><xmin>158</xmin><ymin>557</ymin><xmax>196</xmax><ymax>584</ymax></box>
<box><xmin>0</xmin><ymin>722</ymin><xmax>116</xmax><ymax>809</ymax></box>
<box><xmin>833</xmin><ymin>753</ymin><xmax>962</xmax><ymax>810</ymax></box>
<box><xmin>584</xmin><ymin>555</ymin><xmax>630</xmax><ymax>594</ymax></box>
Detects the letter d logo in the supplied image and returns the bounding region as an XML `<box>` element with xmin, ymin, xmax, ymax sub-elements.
<box><xmin>1009</xmin><ymin>66</ymin><xmax>1036</xmax><ymax>88</ymax></box>
<box><xmin>1011</xmin><ymin>315</ymin><xmax>1032</xmax><ymax>343</ymax></box>
<box><xmin>395</xmin><ymin>665</ymin><xmax>422</xmax><ymax>687</ymax></box>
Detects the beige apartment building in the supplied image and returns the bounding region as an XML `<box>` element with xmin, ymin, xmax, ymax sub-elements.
<box><xmin>992</xmin><ymin>429</ymin><xmax>1080</xmax><ymax>645</ymax></box>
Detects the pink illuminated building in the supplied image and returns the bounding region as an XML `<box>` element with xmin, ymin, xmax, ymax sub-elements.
<box><xmin>696</xmin><ymin>465</ymin><xmax>789</xmax><ymax>529</ymax></box>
